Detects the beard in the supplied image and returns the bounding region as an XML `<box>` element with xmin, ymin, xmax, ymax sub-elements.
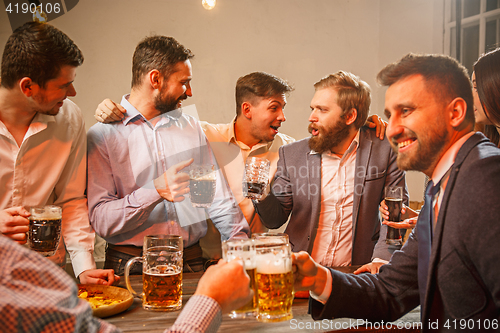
<box><xmin>308</xmin><ymin>116</ymin><xmax>351</xmax><ymax>154</ymax></box>
<box><xmin>391</xmin><ymin>122</ymin><xmax>448</xmax><ymax>174</ymax></box>
<box><xmin>154</xmin><ymin>88</ymin><xmax>187</xmax><ymax>116</ymax></box>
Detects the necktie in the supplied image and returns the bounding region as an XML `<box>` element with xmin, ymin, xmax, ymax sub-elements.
<box><xmin>417</xmin><ymin>180</ymin><xmax>440</xmax><ymax>306</ymax></box>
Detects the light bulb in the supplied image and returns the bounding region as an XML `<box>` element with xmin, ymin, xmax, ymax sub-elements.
<box><xmin>202</xmin><ymin>0</ymin><xmax>216</xmax><ymax>10</ymax></box>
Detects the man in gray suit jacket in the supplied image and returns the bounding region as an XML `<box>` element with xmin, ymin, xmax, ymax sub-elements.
<box><xmin>293</xmin><ymin>54</ymin><xmax>500</xmax><ymax>331</ymax></box>
<box><xmin>254</xmin><ymin>71</ymin><xmax>408</xmax><ymax>269</ymax></box>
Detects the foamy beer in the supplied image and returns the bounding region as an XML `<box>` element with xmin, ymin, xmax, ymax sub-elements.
<box><xmin>222</xmin><ymin>239</ymin><xmax>258</xmax><ymax>318</ymax></box>
<box><xmin>252</xmin><ymin>232</ymin><xmax>289</xmax><ymax>246</ymax></box>
<box><xmin>28</xmin><ymin>205</ymin><xmax>62</xmax><ymax>257</ymax></box>
<box><xmin>242</xmin><ymin>157</ymin><xmax>270</xmax><ymax>200</ymax></box>
<box><xmin>255</xmin><ymin>241</ymin><xmax>294</xmax><ymax>322</ymax></box>
<box><xmin>125</xmin><ymin>235</ymin><xmax>183</xmax><ymax>311</ymax></box>
<box><xmin>189</xmin><ymin>165</ymin><xmax>216</xmax><ymax>208</ymax></box>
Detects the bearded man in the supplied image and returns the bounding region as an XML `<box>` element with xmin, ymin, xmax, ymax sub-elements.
<box><xmin>86</xmin><ymin>36</ymin><xmax>249</xmax><ymax>274</ymax></box>
<box><xmin>254</xmin><ymin>71</ymin><xmax>407</xmax><ymax>271</ymax></box>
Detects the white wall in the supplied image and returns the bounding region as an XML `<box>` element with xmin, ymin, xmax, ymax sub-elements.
<box><xmin>0</xmin><ymin>0</ymin><xmax>445</xmax><ymax>201</ymax></box>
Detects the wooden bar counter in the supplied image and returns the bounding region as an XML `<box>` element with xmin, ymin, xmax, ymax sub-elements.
<box><xmin>105</xmin><ymin>268</ymin><xmax>421</xmax><ymax>333</ymax></box>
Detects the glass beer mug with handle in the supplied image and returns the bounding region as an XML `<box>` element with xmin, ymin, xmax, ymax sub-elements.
<box><xmin>255</xmin><ymin>241</ymin><xmax>294</xmax><ymax>322</ymax></box>
<box><xmin>188</xmin><ymin>164</ymin><xmax>216</xmax><ymax>208</ymax></box>
<box><xmin>242</xmin><ymin>156</ymin><xmax>270</xmax><ymax>201</ymax></box>
<box><xmin>125</xmin><ymin>235</ymin><xmax>183</xmax><ymax>311</ymax></box>
<box><xmin>28</xmin><ymin>205</ymin><xmax>62</xmax><ymax>257</ymax></box>
<box><xmin>222</xmin><ymin>238</ymin><xmax>258</xmax><ymax>318</ymax></box>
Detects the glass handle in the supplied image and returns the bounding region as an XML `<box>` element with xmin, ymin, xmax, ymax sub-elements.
<box><xmin>124</xmin><ymin>256</ymin><xmax>143</xmax><ymax>298</ymax></box>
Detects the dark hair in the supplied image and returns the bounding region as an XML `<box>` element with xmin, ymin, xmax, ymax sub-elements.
<box><xmin>473</xmin><ymin>47</ymin><xmax>500</xmax><ymax>130</ymax></box>
<box><xmin>1</xmin><ymin>22</ymin><xmax>83</xmax><ymax>89</ymax></box>
<box><xmin>377</xmin><ymin>53</ymin><xmax>475</xmax><ymax>128</ymax></box>
<box><xmin>131</xmin><ymin>36</ymin><xmax>194</xmax><ymax>88</ymax></box>
<box><xmin>314</xmin><ymin>71</ymin><xmax>371</xmax><ymax>129</ymax></box>
<box><xmin>235</xmin><ymin>72</ymin><xmax>293</xmax><ymax>116</ymax></box>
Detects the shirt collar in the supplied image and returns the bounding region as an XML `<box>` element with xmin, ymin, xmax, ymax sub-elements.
<box><xmin>431</xmin><ymin>131</ymin><xmax>475</xmax><ymax>185</ymax></box>
<box><xmin>120</xmin><ymin>94</ymin><xmax>183</xmax><ymax>128</ymax></box>
<box><xmin>310</xmin><ymin>130</ymin><xmax>360</xmax><ymax>156</ymax></box>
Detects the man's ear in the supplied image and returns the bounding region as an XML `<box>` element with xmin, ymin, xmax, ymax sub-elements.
<box><xmin>241</xmin><ymin>101</ymin><xmax>252</xmax><ymax>119</ymax></box>
<box><xmin>19</xmin><ymin>77</ymin><xmax>35</xmax><ymax>97</ymax></box>
<box><xmin>345</xmin><ymin>108</ymin><xmax>358</xmax><ymax>126</ymax></box>
<box><xmin>448</xmin><ymin>97</ymin><xmax>468</xmax><ymax>128</ymax></box>
<box><xmin>148</xmin><ymin>69</ymin><xmax>162</xmax><ymax>90</ymax></box>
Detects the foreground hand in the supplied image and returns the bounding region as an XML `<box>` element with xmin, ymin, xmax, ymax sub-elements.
<box><xmin>365</xmin><ymin>114</ymin><xmax>387</xmax><ymax>140</ymax></box>
<box><xmin>0</xmin><ymin>207</ymin><xmax>30</xmax><ymax>244</ymax></box>
<box><xmin>79</xmin><ymin>269</ymin><xmax>120</xmax><ymax>286</ymax></box>
<box><xmin>292</xmin><ymin>251</ymin><xmax>329</xmax><ymax>296</ymax></box>
<box><xmin>154</xmin><ymin>158</ymin><xmax>194</xmax><ymax>202</ymax></box>
<box><xmin>195</xmin><ymin>259</ymin><xmax>252</xmax><ymax>314</ymax></box>
<box><xmin>95</xmin><ymin>98</ymin><xmax>126</xmax><ymax>123</ymax></box>
<box><xmin>353</xmin><ymin>261</ymin><xmax>385</xmax><ymax>275</ymax></box>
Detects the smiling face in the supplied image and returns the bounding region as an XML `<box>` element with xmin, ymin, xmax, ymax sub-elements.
<box><xmin>308</xmin><ymin>87</ymin><xmax>352</xmax><ymax>153</ymax></box>
<box><xmin>472</xmin><ymin>71</ymin><xmax>492</xmax><ymax>126</ymax></box>
<box><xmin>30</xmin><ymin>65</ymin><xmax>77</xmax><ymax>115</ymax></box>
<box><xmin>154</xmin><ymin>60</ymin><xmax>193</xmax><ymax>114</ymax></box>
<box><xmin>384</xmin><ymin>74</ymin><xmax>450</xmax><ymax>176</ymax></box>
<box><xmin>246</xmin><ymin>94</ymin><xmax>287</xmax><ymax>143</ymax></box>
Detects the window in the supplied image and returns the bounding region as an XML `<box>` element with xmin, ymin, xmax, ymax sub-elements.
<box><xmin>445</xmin><ymin>0</ymin><xmax>500</xmax><ymax>74</ymax></box>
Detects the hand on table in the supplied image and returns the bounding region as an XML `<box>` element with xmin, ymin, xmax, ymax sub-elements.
<box><xmin>154</xmin><ymin>158</ymin><xmax>194</xmax><ymax>202</ymax></box>
<box><xmin>0</xmin><ymin>206</ymin><xmax>30</xmax><ymax>244</ymax></box>
<box><xmin>365</xmin><ymin>114</ymin><xmax>387</xmax><ymax>140</ymax></box>
<box><xmin>353</xmin><ymin>261</ymin><xmax>385</xmax><ymax>275</ymax></box>
<box><xmin>95</xmin><ymin>98</ymin><xmax>126</xmax><ymax>123</ymax></box>
<box><xmin>79</xmin><ymin>269</ymin><xmax>120</xmax><ymax>286</ymax></box>
<box><xmin>195</xmin><ymin>259</ymin><xmax>252</xmax><ymax>314</ymax></box>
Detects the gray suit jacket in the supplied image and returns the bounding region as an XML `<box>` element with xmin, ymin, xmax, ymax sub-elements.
<box><xmin>310</xmin><ymin>133</ymin><xmax>500</xmax><ymax>331</ymax></box>
<box><xmin>254</xmin><ymin>127</ymin><xmax>408</xmax><ymax>264</ymax></box>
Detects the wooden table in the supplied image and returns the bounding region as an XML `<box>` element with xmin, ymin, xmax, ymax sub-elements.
<box><xmin>104</xmin><ymin>268</ymin><xmax>421</xmax><ymax>332</ymax></box>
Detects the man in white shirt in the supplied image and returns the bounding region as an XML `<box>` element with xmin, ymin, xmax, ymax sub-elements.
<box><xmin>0</xmin><ymin>22</ymin><xmax>116</xmax><ymax>284</ymax></box>
<box><xmin>254</xmin><ymin>71</ymin><xmax>408</xmax><ymax>271</ymax></box>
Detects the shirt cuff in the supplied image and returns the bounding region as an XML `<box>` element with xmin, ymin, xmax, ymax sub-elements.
<box><xmin>372</xmin><ymin>258</ymin><xmax>389</xmax><ymax>264</ymax></box>
<box><xmin>167</xmin><ymin>295</ymin><xmax>222</xmax><ymax>333</ymax></box>
<box><xmin>71</xmin><ymin>251</ymin><xmax>97</xmax><ymax>278</ymax></box>
<box><xmin>309</xmin><ymin>269</ymin><xmax>332</xmax><ymax>304</ymax></box>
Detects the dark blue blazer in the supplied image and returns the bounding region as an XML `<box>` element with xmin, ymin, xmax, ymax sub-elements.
<box><xmin>310</xmin><ymin>133</ymin><xmax>500</xmax><ymax>332</ymax></box>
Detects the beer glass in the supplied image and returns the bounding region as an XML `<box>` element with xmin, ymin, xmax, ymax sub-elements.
<box><xmin>242</xmin><ymin>157</ymin><xmax>270</xmax><ymax>200</ymax></box>
<box><xmin>385</xmin><ymin>186</ymin><xmax>403</xmax><ymax>245</ymax></box>
<box><xmin>255</xmin><ymin>242</ymin><xmax>294</xmax><ymax>322</ymax></box>
<box><xmin>189</xmin><ymin>164</ymin><xmax>216</xmax><ymax>208</ymax></box>
<box><xmin>251</xmin><ymin>232</ymin><xmax>289</xmax><ymax>246</ymax></box>
<box><xmin>28</xmin><ymin>205</ymin><xmax>62</xmax><ymax>257</ymax></box>
<box><xmin>222</xmin><ymin>238</ymin><xmax>257</xmax><ymax>318</ymax></box>
<box><xmin>125</xmin><ymin>235</ymin><xmax>183</xmax><ymax>311</ymax></box>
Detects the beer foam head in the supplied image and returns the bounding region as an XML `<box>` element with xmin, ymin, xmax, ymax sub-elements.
<box><xmin>30</xmin><ymin>206</ymin><xmax>61</xmax><ymax>219</ymax></box>
<box><xmin>256</xmin><ymin>253</ymin><xmax>292</xmax><ymax>274</ymax></box>
<box><xmin>189</xmin><ymin>166</ymin><xmax>216</xmax><ymax>180</ymax></box>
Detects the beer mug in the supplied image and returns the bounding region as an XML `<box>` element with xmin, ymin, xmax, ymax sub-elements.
<box><xmin>189</xmin><ymin>164</ymin><xmax>216</xmax><ymax>208</ymax></box>
<box><xmin>385</xmin><ymin>186</ymin><xmax>403</xmax><ymax>245</ymax></box>
<box><xmin>125</xmin><ymin>235</ymin><xmax>183</xmax><ymax>311</ymax></box>
<box><xmin>255</xmin><ymin>241</ymin><xmax>294</xmax><ymax>322</ymax></box>
<box><xmin>28</xmin><ymin>205</ymin><xmax>62</xmax><ymax>257</ymax></box>
<box><xmin>222</xmin><ymin>239</ymin><xmax>257</xmax><ymax>318</ymax></box>
<box><xmin>242</xmin><ymin>157</ymin><xmax>270</xmax><ymax>200</ymax></box>
<box><xmin>252</xmin><ymin>232</ymin><xmax>289</xmax><ymax>246</ymax></box>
